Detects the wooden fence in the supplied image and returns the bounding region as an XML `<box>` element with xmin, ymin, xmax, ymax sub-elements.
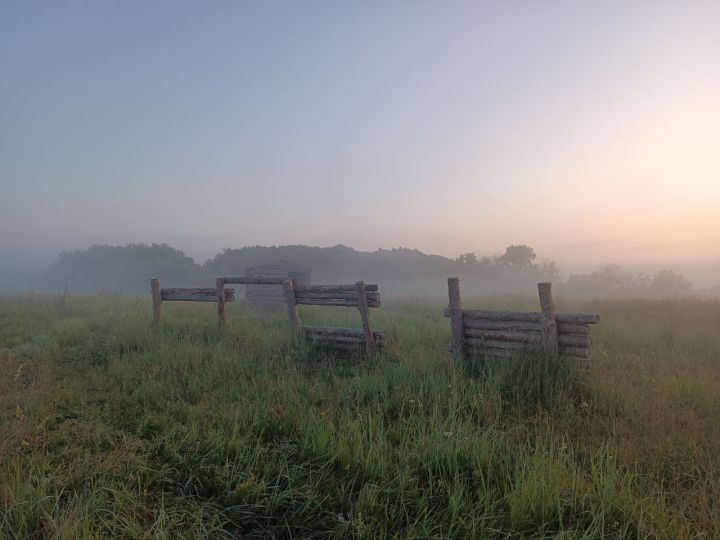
<box><xmin>283</xmin><ymin>280</ymin><xmax>384</xmax><ymax>354</ymax></box>
<box><xmin>151</xmin><ymin>276</ymin><xmax>600</xmax><ymax>363</ymax></box>
<box><xmin>150</xmin><ymin>277</ymin><xmax>285</xmax><ymax>324</ymax></box>
<box><xmin>150</xmin><ymin>278</ymin><xmax>235</xmax><ymax>323</ymax></box>
<box><xmin>444</xmin><ymin>278</ymin><xmax>599</xmax><ymax>363</ymax></box>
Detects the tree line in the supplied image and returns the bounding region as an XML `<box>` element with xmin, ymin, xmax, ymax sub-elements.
<box><xmin>37</xmin><ymin>242</ymin><xmax>697</xmax><ymax>299</ymax></box>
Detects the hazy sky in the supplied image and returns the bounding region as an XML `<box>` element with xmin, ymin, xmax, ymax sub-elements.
<box><xmin>1</xmin><ymin>1</ymin><xmax>719</xmax><ymax>272</ymax></box>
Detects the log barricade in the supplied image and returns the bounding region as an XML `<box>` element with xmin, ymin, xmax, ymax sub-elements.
<box><xmin>150</xmin><ymin>278</ymin><xmax>236</xmax><ymax>323</ymax></box>
<box><xmin>283</xmin><ymin>280</ymin><xmax>384</xmax><ymax>354</ymax></box>
<box><xmin>151</xmin><ymin>276</ymin><xmax>289</xmax><ymax>325</ymax></box>
<box><xmin>444</xmin><ymin>279</ymin><xmax>599</xmax><ymax>364</ymax></box>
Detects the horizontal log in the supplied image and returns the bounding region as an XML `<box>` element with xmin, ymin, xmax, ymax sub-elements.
<box><xmin>307</xmin><ymin>339</ymin><xmax>385</xmax><ymax>352</ymax></box>
<box><xmin>558</xmin><ymin>334</ymin><xmax>590</xmax><ymax>347</ymax></box>
<box><xmin>162</xmin><ymin>287</ymin><xmax>234</xmax><ymax>295</ymax></box>
<box><xmin>303</xmin><ymin>326</ymin><xmax>385</xmax><ymax>339</ymax></box>
<box><xmin>463</xmin><ymin>329</ymin><xmax>542</xmax><ymax>343</ymax></box>
<box><xmin>161</xmin><ymin>288</ymin><xmax>235</xmax><ymax>302</ymax></box>
<box><xmin>464</xmin><ymin>338</ymin><xmax>534</xmax><ymax>351</ymax></box>
<box><xmin>295</xmin><ymin>284</ymin><xmax>379</xmax><ymax>293</ymax></box>
<box><xmin>294</xmin><ymin>291</ymin><xmax>380</xmax><ymax>301</ymax></box>
<box><xmin>556</xmin><ymin>313</ymin><xmax>600</xmax><ymax>324</ymax></box>
<box><xmin>463</xmin><ymin>319</ymin><xmax>543</xmax><ymax>332</ymax></box>
<box><xmin>307</xmin><ymin>335</ymin><xmax>365</xmax><ymax>345</ymax></box>
<box><xmin>443</xmin><ymin>307</ymin><xmax>545</xmax><ymax>322</ymax></box>
<box><xmin>311</xmin><ymin>341</ymin><xmax>363</xmax><ymax>352</ymax></box>
<box><xmin>222</xmin><ymin>277</ymin><xmax>287</xmax><ymax>285</ymax></box>
<box><xmin>444</xmin><ymin>309</ymin><xmax>599</xmax><ymax>326</ymax></box>
<box><xmin>557</xmin><ymin>323</ymin><xmax>589</xmax><ymax>335</ymax></box>
<box><xmin>295</xmin><ymin>298</ymin><xmax>381</xmax><ymax>308</ymax></box>
<box><xmin>462</xmin><ymin>309</ymin><xmax>545</xmax><ymax>322</ymax></box>
<box><xmin>470</xmin><ymin>348</ymin><xmax>539</xmax><ymax>359</ymax></box>
<box><xmin>307</xmin><ymin>336</ymin><xmax>385</xmax><ymax>347</ymax></box>
<box><xmin>162</xmin><ymin>293</ymin><xmax>236</xmax><ymax>302</ymax></box>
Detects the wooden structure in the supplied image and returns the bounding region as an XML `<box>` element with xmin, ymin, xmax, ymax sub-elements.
<box><xmin>214</xmin><ymin>276</ymin><xmax>287</xmax><ymax>325</ymax></box>
<box><xmin>444</xmin><ymin>278</ymin><xmax>599</xmax><ymax>363</ymax></box>
<box><xmin>244</xmin><ymin>261</ymin><xmax>311</xmax><ymax>308</ymax></box>
<box><xmin>151</xmin><ymin>276</ymin><xmax>290</xmax><ymax>325</ymax></box>
<box><xmin>283</xmin><ymin>280</ymin><xmax>384</xmax><ymax>353</ymax></box>
<box><xmin>150</xmin><ymin>278</ymin><xmax>235</xmax><ymax>323</ymax></box>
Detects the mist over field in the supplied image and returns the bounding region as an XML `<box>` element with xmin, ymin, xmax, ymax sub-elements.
<box><xmin>2</xmin><ymin>2</ymin><xmax>719</xmax><ymax>295</ymax></box>
<box><xmin>2</xmin><ymin>2</ymin><xmax>720</xmax><ymax>538</ymax></box>
<box><xmin>1</xmin><ymin>242</ymin><xmax>718</xmax><ymax>300</ymax></box>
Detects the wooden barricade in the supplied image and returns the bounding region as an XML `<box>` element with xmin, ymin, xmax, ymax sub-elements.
<box><xmin>283</xmin><ymin>280</ymin><xmax>384</xmax><ymax>354</ymax></box>
<box><xmin>150</xmin><ymin>278</ymin><xmax>235</xmax><ymax>323</ymax></box>
<box><xmin>444</xmin><ymin>278</ymin><xmax>599</xmax><ymax>363</ymax></box>
<box><xmin>215</xmin><ymin>276</ymin><xmax>287</xmax><ymax>326</ymax></box>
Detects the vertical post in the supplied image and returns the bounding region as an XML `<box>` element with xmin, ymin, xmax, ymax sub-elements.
<box><xmin>216</xmin><ymin>277</ymin><xmax>226</xmax><ymax>327</ymax></box>
<box><xmin>448</xmin><ymin>277</ymin><xmax>464</xmax><ymax>361</ymax></box>
<box><xmin>283</xmin><ymin>279</ymin><xmax>301</xmax><ymax>333</ymax></box>
<box><xmin>356</xmin><ymin>280</ymin><xmax>376</xmax><ymax>354</ymax></box>
<box><xmin>538</xmin><ymin>282</ymin><xmax>558</xmax><ymax>354</ymax></box>
<box><xmin>150</xmin><ymin>278</ymin><xmax>162</xmax><ymax>323</ymax></box>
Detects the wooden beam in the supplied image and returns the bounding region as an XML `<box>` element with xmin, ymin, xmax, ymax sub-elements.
<box><xmin>557</xmin><ymin>323</ymin><xmax>590</xmax><ymax>335</ymax></box>
<box><xmin>556</xmin><ymin>313</ymin><xmax>600</xmax><ymax>324</ymax></box>
<box><xmin>465</xmin><ymin>338</ymin><xmax>531</xmax><ymax>350</ymax></box>
<box><xmin>222</xmin><ymin>276</ymin><xmax>287</xmax><ymax>285</ymax></box>
<box><xmin>463</xmin><ymin>319</ymin><xmax>543</xmax><ymax>332</ymax></box>
<box><xmin>216</xmin><ymin>278</ymin><xmax>226</xmax><ymax>327</ymax></box>
<box><xmin>444</xmin><ymin>307</ymin><xmax>546</xmax><ymax>323</ymax></box>
<box><xmin>463</xmin><ymin>329</ymin><xmax>542</xmax><ymax>343</ymax></box>
<box><xmin>294</xmin><ymin>291</ymin><xmax>380</xmax><ymax>301</ymax></box>
<box><xmin>448</xmin><ymin>278</ymin><xmax>464</xmax><ymax>361</ymax></box>
<box><xmin>161</xmin><ymin>288</ymin><xmax>235</xmax><ymax>302</ymax></box>
<box><xmin>538</xmin><ymin>282</ymin><xmax>558</xmax><ymax>354</ymax></box>
<box><xmin>356</xmin><ymin>281</ymin><xmax>376</xmax><ymax>354</ymax></box>
<box><xmin>295</xmin><ymin>284</ymin><xmax>379</xmax><ymax>293</ymax></box>
<box><xmin>283</xmin><ymin>279</ymin><xmax>301</xmax><ymax>333</ymax></box>
<box><xmin>150</xmin><ymin>278</ymin><xmax>162</xmax><ymax>323</ymax></box>
<box><xmin>294</xmin><ymin>297</ymin><xmax>381</xmax><ymax>308</ymax></box>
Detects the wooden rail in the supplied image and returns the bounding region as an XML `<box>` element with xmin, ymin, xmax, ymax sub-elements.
<box><xmin>444</xmin><ymin>278</ymin><xmax>599</xmax><ymax>364</ymax></box>
<box><xmin>284</xmin><ymin>280</ymin><xmax>383</xmax><ymax>354</ymax></box>
<box><xmin>150</xmin><ymin>278</ymin><xmax>235</xmax><ymax>323</ymax></box>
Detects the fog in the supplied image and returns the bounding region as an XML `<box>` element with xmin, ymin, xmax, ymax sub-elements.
<box><xmin>1</xmin><ymin>2</ymin><xmax>719</xmax><ymax>295</ymax></box>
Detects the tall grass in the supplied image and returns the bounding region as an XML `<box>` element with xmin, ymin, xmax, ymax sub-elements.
<box><xmin>0</xmin><ymin>293</ymin><xmax>718</xmax><ymax>538</ymax></box>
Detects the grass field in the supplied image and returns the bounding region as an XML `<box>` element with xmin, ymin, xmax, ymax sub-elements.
<box><xmin>0</xmin><ymin>293</ymin><xmax>718</xmax><ymax>539</ymax></box>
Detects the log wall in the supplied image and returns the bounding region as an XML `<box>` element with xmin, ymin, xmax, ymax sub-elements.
<box><xmin>244</xmin><ymin>262</ymin><xmax>311</xmax><ymax>308</ymax></box>
<box><xmin>285</xmin><ymin>280</ymin><xmax>383</xmax><ymax>354</ymax></box>
<box><xmin>445</xmin><ymin>280</ymin><xmax>599</xmax><ymax>363</ymax></box>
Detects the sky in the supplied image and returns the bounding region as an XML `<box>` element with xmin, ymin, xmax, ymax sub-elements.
<box><xmin>1</xmin><ymin>1</ymin><xmax>719</xmax><ymax>283</ymax></box>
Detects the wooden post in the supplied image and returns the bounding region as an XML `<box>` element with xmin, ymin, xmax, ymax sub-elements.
<box><xmin>356</xmin><ymin>280</ymin><xmax>376</xmax><ymax>354</ymax></box>
<box><xmin>216</xmin><ymin>277</ymin><xmax>226</xmax><ymax>327</ymax></box>
<box><xmin>283</xmin><ymin>279</ymin><xmax>301</xmax><ymax>333</ymax></box>
<box><xmin>448</xmin><ymin>277</ymin><xmax>464</xmax><ymax>361</ymax></box>
<box><xmin>538</xmin><ymin>282</ymin><xmax>558</xmax><ymax>354</ymax></box>
<box><xmin>150</xmin><ymin>278</ymin><xmax>162</xmax><ymax>323</ymax></box>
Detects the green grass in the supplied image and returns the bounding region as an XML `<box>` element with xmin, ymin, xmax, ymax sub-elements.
<box><xmin>1</xmin><ymin>294</ymin><xmax>718</xmax><ymax>538</ymax></box>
